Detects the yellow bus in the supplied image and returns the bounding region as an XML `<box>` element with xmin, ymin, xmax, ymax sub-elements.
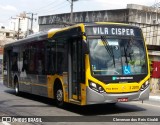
<box><xmin>3</xmin><ymin>22</ymin><xmax>150</xmax><ymax>106</ymax></box>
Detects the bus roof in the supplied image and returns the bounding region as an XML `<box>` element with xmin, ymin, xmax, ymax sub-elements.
<box><xmin>4</xmin><ymin>31</ymin><xmax>48</xmax><ymax>48</ymax></box>
<box><xmin>4</xmin><ymin>23</ymin><xmax>85</xmax><ymax>48</ymax></box>
<box><xmin>4</xmin><ymin>22</ymin><xmax>140</xmax><ymax>48</ymax></box>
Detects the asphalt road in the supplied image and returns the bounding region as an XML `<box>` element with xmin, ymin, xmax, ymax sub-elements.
<box><xmin>0</xmin><ymin>81</ymin><xmax>160</xmax><ymax>125</ymax></box>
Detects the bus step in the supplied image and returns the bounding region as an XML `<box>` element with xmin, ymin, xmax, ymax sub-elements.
<box><xmin>69</xmin><ymin>99</ymin><xmax>81</xmax><ymax>105</ymax></box>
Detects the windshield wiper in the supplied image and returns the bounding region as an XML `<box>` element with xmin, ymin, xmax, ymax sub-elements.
<box><xmin>101</xmin><ymin>36</ymin><xmax>115</xmax><ymax>67</ymax></box>
<box><xmin>124</xmin><ymin>46</ymin><xmax>129</xmax><ymax>65</ymax></box>
<box><xmin>124</xmin><ymin>37</ymin><xmax>134</xmax><ymax>65</ymax></box>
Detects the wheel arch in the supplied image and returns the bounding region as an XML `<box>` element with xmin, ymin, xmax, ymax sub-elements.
<box><xmin>53</xmin><ymin>78</ymin><xmax>66</xmax><ymax>107</ymax></box>
<box><xmin>53</xmin><ymin>78</ymin><xmax>63</xmax><ymax>97</ymax></box>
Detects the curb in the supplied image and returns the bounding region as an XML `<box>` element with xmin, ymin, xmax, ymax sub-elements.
<box><xmin>149</xmin><ymin>96</ymin><xmax>160</xmax><ymax>101</ymax></box>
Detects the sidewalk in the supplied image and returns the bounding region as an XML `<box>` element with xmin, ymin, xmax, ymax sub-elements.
<box><xmin>149</xmin><ymin>90</ymin><xmax>160</xmax><ymax>101</ymax></box>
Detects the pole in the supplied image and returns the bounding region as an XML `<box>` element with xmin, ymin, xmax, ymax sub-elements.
<box><xmin>17</xmin><ymin>18</ymin><xmax>20</xmax><ymax>40</ymax></box>
<box><xmin>14</xmin><ymin>22</ymin><xmax>15</xmax><ymax>31</ymax></box>
<box><xmin>11</xmin><ymin>16</ymin><xmax>23</xmax><ymax>40</ymax></box>
<box><xmin>26</xmin><ymin>13</ymin><xmax>37</xmax><ymax>34</ymax></box>
<box><xmin>70</xmin><ymin>0</ymin><xmax>73</xmax><ymax>23</ymax></box>
<box><xmin>68</xmin><ymin>0</ymin><xmax>78</xmax><ymax>23</ymax></box>
<box><xmin>31</xmin><ymin>13</ymin><xmax>34</xmax><ymax>31</ymax></box>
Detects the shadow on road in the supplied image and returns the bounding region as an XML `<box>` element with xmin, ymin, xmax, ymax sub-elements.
<box><xmin>4</xmin><ymin>89</ymin><xmax>146</xmax><ymax>116</ymax></box>
<box><xmin>63</xmin><ymin>103</ymin><xmax>146</xmax><ymax>116</ymax></box>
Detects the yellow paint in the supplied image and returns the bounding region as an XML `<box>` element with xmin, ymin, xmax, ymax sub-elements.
<box><xmin>95</xmin><ymin>22</ymin><xmax>129</xmax><ymax>26</ymax></box>
<box><xmin>81</xmin><ymin>83</ymin><xmax>86</xmax><ymax>105</ymax></box>
<box><xmin>47</xmin><ymin>74</ymin><xmax>69</xmax><ymax>102</ymax></box>
<box><xmin>48</xmin><ymin>23</ymin><xmax>85</xmax><ymax>38</ymax></box>
<box><xmin>47</xmin><ymin>75</ymin><xmax>54</xmax><ymax>98</ymax></box>
<box><xmin>85</xmin><ymin>54</ymin><xmax>150</xmax><ymax>93</ymax></box>
<box><xmin>144</xmin><ymin>37</ymin><xmax>151</xmax><ymax>78</ymax></box>
<box><xmin>63</xmin><ymin>83</ymin><xmax>69</xmax><ymax>102</ymax></box>
<box><xmin>85</xmin><ymin>55</ymin><xmax>104</xmax><ymax>86</ymax></box>
<box><xmin>72</xmin><ymin>95</ymin><xmax>78</xmax><ymax>100</ymax></box>
<box><xmin>105</xmin><ymin>83</ymin><xmax>139</xmax><ymax>93</ymax></box>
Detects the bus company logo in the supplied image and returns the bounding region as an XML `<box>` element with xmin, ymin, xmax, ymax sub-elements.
<box><xmin>112</xmin><ymin>77</ymin><xmax>117</xmax><ymax>80</ymax></box>
<box><xmin>121</xmin><ymin>86</ymin><xmax>126</xmax><ymax>91</ymax></box>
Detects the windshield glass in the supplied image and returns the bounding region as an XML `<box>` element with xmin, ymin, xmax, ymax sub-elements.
<box><xmin>88</xmin><ymin>37</ymin><xmax>147</xmax><ymax>76</ymax></box>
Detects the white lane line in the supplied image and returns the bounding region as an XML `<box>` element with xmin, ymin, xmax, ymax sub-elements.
<box><xmin>1</xmin><ymin>122</ymin><xmax>11</xmax><ymax>125</ymax></box>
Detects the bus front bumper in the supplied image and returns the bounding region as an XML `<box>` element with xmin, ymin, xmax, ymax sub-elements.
<box><xmin>86</xmin><ymin>84</ymin><xmax>150</xmax><ymax>105</ymax></box>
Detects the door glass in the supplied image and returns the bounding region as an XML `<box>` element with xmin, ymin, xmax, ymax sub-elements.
<box><xmin>71</xmin><ymin>40</ymin><xmax>81</xmax><ymax>100</ymax></box>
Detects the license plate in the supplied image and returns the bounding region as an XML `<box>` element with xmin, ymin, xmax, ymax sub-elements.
<box><xmin>117</xmin><ymin>98</ymin><xmax>128</xmax><ymax>102</ymax></box>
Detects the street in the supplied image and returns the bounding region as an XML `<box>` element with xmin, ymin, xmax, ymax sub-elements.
<box><xmin>0</xmin><ymin>81</ymin><xmax>160</xmax><ymax>125</ymax></box>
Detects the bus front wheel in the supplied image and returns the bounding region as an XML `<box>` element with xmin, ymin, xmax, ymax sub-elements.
<box><xmin>14</xmin><ymin>80</ymin><xmax>20</xmax><ymax>95</ymax></box>
<box><xmin>55</xmin><ymin>85</ymin><xmax>64</xmax><ymax>107</ymax></box>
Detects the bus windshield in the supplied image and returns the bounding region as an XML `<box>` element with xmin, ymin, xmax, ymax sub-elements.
<box><xmin>88</xmin><ymin>37</ymin><xmax>147</xmax><ymax>76</ymax></box>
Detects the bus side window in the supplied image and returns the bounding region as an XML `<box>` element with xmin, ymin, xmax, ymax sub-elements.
<box><xmin>46</xmin><ymin>41</ymin><xmax>56</xmax><ymax>75</ymax></box>
<box><xmin>36</xmin><ymin>41</ymin><xmax>45</xmax><ymax>75</ymax></box>
<box><xmin>11</xmin><ymin>52</ymin><xmax>18</xmax><ymax>72</ymax></box>
<box><xmin>56</xmin><ymin>39</ymin><xmax>68</xmax><ymax>75</ymax></box>
<box><xmin>28</xmin><ymin>45</ymin><xmax>36</xmax><ymax>74</ymax></box>
<box><xmin>22</xmin><ymin>50</ymin><xmax>29</xmax><ymax>73</ymax></box>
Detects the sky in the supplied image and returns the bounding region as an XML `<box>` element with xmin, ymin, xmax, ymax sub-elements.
<box><xmin>0</xmin><ymin>0</ymin><xmax>157</xmax><ymax>28</ymax></box>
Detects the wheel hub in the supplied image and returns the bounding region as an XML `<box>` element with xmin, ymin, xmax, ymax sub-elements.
<box><xmin>56</xmin><ymin>89</ymin><xmax>63</xmax><ymax>101</ymax></box>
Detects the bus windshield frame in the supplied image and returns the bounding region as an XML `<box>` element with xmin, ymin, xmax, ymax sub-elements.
<box><xmin>85</xmin><ymin>25</ymin><xmax>148</xmax><ymax>83</ymax></box>
<box><xmin>87</xmin><ymin>35</ymin><xmax>148</xmax><ymax>76</ymax></box>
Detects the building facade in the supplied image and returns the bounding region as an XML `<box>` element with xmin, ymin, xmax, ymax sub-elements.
<box><xmin>0</xmin><ymin>27</ymin><xmax>15</xmax><ymax>46</ymax></box>
<box><xmin>39</xmin><ymin>4</ymin><xmax>160</xmax><ymax>46</ymax></box>
<box><xmin>10</xmin><ymin>17</ymin><xmax>29</xmax><ymax>32</ymax></box>
<box><xmin>0</xmin><ymin>27</ymin><xmax>16</xmax><ymax>75</ymax></box>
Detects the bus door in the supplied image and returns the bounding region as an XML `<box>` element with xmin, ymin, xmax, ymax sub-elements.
<box><xmin>69</xmin><ymin>38</ymin><xmax>82</xmax><ymax>102</ymax></box>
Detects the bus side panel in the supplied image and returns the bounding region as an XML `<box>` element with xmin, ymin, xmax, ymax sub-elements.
<box><xmin>80</xmin><ymin>83</ymin><xmax>86</xmax><ymax>105</ymax></box>
<box><xmin>3</xmin><ymin>49</ymin><xmax>7</xmax><ymax>87</ymax></box>
<box><xmin>30</xmin><ymin>75</ymin><xmax>48</xmax><ymax>97</ymax></box>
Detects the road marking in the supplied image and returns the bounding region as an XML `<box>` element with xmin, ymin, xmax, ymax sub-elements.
<box><xmin>1</xmin><ymin>122</ymin><xmax>11</xmax><ymax>125</ymax></box>
<box><xmin>132</xmin><ymin>102</ymin><xmax>160</xmax><ymax>108</ymax></box>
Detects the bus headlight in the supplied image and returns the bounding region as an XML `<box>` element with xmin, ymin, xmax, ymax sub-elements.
<box><xmin>140</xmin><ymin>81</ymin><xmax>150</xmax><ymax>91</ymax></box>
<box><xmin>89</xmin><ymin>81</ymin><xmax>105</xmax><ymax>93</ymax></box>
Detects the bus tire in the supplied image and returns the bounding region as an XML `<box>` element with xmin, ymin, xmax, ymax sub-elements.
<box><xmin>55</xmin><ymin>84</ymin><xmax>64</xmax><ymax>107</ymax></box>
<box><xmin>14</xmin><ymin>78</ymin><xmax>20</xmax><ymax>96</ymax></box>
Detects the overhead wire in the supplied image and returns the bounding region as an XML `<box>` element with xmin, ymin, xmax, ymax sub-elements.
<box><xmin>30</xmin><ymin>0</ymin><xmax>59</xmax><ymax>12</ymax></box>
<box><xmin>27</xmin><ymin>1</ymin><xmax>160</xmax><ymax>29</ymax></box>
<box><xmin>35</xmin><ymin>0</ymin><xmax>68</xmax><ymax>14</ymax></box>
<box><xmin>40</xmin><ymin>2</ymin><xmax>69</xmax><ymax>15</ymax></box>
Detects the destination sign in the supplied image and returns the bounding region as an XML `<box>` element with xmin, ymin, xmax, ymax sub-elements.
<box><xmin>86</xmin><ymin>26</ymin><xmax>142</xmax><ymax>37</ymax></box>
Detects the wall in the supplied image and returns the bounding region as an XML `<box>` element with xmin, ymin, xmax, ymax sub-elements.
<box><xmin>39</xmin><ymin>9</ymin><xmax>128</xmax><ymax>31</ymax></box>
